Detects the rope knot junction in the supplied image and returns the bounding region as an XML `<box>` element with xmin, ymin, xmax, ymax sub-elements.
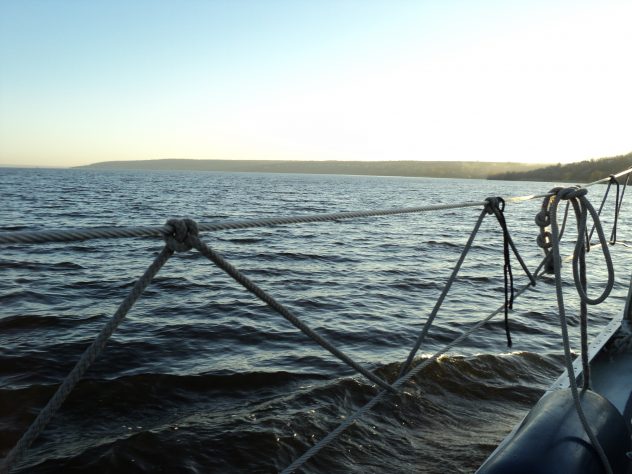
<box><xmin>164</xmin><ymin>218</ymin><xmax>199</xmax><ymax>252</ymax></box>
<box><xmin>557</xmin><ymin>186</ymin><xmax>588</xmax><ymax>200</ymax></box>
<box><xmin>484</xmin><ymin>196</ymin><xmax>503</xmax><ymax>214</ymax></box>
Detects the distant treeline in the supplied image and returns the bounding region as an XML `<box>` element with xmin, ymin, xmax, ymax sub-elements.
<box><xmin>78</xmin><ymin>159</ymin><xmax>543</xmax><ymax>179</ymax></box>
<box><xmin>488</xmin><ymin>152</ymin><xmax>632</xmax><ymax>183</ymax></box>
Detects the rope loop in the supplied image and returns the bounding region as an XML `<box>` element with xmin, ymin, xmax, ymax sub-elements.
<box><xmin>534</xmin><ymin>210</ymin><xmax>550</xmax><ymax>228</ymax></box>
<box><xmin>544</xmin><ymin>187</ymin><xmax>615</xmax><ymax>474</ymax></box>
<box><xmin>536</xmin><ymin>231</ymin><xmax>552</xmax><ymax>249</ymax></box>
<box><xmin>164</xmin><ymin>218</ymin><xmax>199</xmax><ymax>252</ymax></box>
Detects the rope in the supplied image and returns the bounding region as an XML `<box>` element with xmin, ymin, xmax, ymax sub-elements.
<box><xmin>2</xmin><ymin>168</ymin><xmax>631</xmax><ymax>248</ymax></box>
<box><xmin>281</xmin><ymin>279</ymin><xmax>539</xmax><ymax>473</ymax></box>
<box><xmin>0</xmin><ymin>201</ymin><xmax>487</xmax><ymax>245</ymax></box>
<box><xmin>587</xmin><ymin>172</ymin><xmax>630</xmax><ymax>249</ymax></box>
<box><xmin>396</xmin><ymin>207</ymin><xmax>488</xmax><ymax>377</ymax></box>
<box><xmin>610</xmin><ymin>173</ymin><xmax>628</xmax><ymax>245</ymax></box>
<box><xmin>580</xmin><ymin>166</ymin><xmax>632</xmax><ymax>187</ymax></box>
<box><xmin>485</xmin><ymin>197</ymin><xmax>536</xmax><ymax>347</ymax></box>
<box><xmin>176</xmin><ymin>228</ymin><xmax>395</xmax><ymax>393</ymax></box>
<box><xmin>3</xmin><ymin>165</ymin><xmax>632</xmax><ymax>471</ymax></box>
<box><xmin>282</xmin><ymin>206</ymin><xmax>542</xmax><ymax>473</ymax></box>
<box><xmin>0</xmin><ymin>244</ymin><xmax>175</xmax><ymax>473</ymax></box>
<box><xmin>587</xmin><ymin>176</ymin><xmax>616</xmax><ymax>248</ymax></box>
<box><xmin>398</xmin><ymin>197</ymin><xmax>534</xmax><ymax>378</ymax></box>
<box><xmin>546</xmin><ymin>186</ymin><xmax>614</xmax><ymax>474</ymax></box>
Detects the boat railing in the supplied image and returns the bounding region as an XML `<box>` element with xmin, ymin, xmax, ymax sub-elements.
<box><xmin>1</xmin><ymin>166</ymin><xmax>631</xmax><ymax>473</ymax></box>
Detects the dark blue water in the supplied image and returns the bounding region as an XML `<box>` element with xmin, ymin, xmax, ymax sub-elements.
<box><xmin>0</xmin><ymin>168</ymin><xmax>629</xmax><ymax>473</ymax></box>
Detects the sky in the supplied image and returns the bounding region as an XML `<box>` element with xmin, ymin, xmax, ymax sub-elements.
<box><xmin>0</xmin><ymin>0</ymin><xmax>630</xmax><ymax>168</ymax></box>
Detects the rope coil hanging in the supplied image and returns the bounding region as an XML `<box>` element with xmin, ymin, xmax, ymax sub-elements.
<box><xmin>539</xmin><ymin>186</ymin><xmax>615</xmax><ymax>474</ymax></box>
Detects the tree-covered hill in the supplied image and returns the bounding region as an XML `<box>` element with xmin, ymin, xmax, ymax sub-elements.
<box><xmin>77</xmin><ymin>159</ymin><xmax>543</xmax><ymax>179</ymax></box>
<box><xmin>488</xmin><ymin>152</ymin><xmax>632</xmax><ymax>183</ymax></box>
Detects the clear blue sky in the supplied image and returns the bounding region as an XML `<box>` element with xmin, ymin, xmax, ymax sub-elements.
<box><xmin>1</xmin><ymin>0</ymin><xmax>630</xmax><ymax>167</ymax></box>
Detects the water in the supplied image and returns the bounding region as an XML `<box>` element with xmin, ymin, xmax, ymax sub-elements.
<box><xmin>0</xmin><ymin>168</ymin><xmax>629</xmax><ymax>473</ymax></box>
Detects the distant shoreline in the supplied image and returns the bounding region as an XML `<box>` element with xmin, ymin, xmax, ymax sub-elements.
<box><xmin>75</xmin><ymin>159</ymin><xmax>543</xmax><ymax>179</ymax></box>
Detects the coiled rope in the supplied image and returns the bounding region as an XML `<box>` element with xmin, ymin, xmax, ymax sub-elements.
<box><xmin>538</xmin><ymin>186</ymin><xmax>615</xmax><ymax>474</ymax></box>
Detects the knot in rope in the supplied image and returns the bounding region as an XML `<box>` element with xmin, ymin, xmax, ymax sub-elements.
<box><xmin>484</xmin><ymin>196</ymin><xmax>503</xmax><ymax>215</ymax></box>
<box><xmin>484</xmin><ymin>196</ymin><xmax>536</xmax><ymax>347</ymax></box>
<box><xmin>557</xmin><ymin>186</ymin><xmax>588</xmax><ymax>200</ymax></box>
<box><xmin>536</xmin><ymin>187</ymin><xmax>565</xmax><ymax>273</ymax></box>
<box><xmin>164</xmin><ymin>218</ymin><xmax>199</xmax><ymax>252</ymax></box>
<box><xmin>588</xmin><ymin>174</ymin><xmax>625</xmax><ymax>247</ymax></box>
<box><xmin>537</xmin><ymin>186</ymin><xmax>614</xmax><ymax>305</ymax></box>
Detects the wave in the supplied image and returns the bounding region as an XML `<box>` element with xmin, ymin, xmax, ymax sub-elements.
<box><xmin>2</xmin><ymin>351</ymin><xmax>560</xmax><ymax>473</ymax></box>
<box><xmin>0</xmin><ymin>260</ymin><xmax>84</xmax><ymax>271</ymax></box>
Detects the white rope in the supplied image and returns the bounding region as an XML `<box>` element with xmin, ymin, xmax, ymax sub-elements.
<box><xmin>188</xmin><ymin>229</ymin><xmax>396</xmax><ymax>393</ymax></box>
<box><xmin>0</xmin><ymin>201</ymin><xmax>487</xmax><ymax>245</ymax></box>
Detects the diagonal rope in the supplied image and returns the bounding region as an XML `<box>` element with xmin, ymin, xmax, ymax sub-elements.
<box><xmin>587</xmin><ymin>176</ymin><xmax>616</xmax><ymax>247</ymax></box>
<box><xmin>187</xmin><ymin>234</ymin><xmax>395</xmax><ymax>393</ymax></box>
<box><xmin>0</xmin><ymin>245</ymin><xmax>174</xmax><ymax>473</ymax></box>
<box><xmin>610</xmin><ymin>173</ymin><xmax>628</xmax><ymax>245</ymax></box>
<box><xmin>398</xmin><ymin>197</ymin><xmax>535</xmax><ymax>378</ymax></box>
<box><xmin>396</xmin><ymin>207</ymin><xmax>488</xmax><ymax>377</ymax></box>
<box><xmin>282</xmin><ymin>209</ymin><xmax>543</xmax><ymax>473</ymax></box>
<box><xmin>485</xmin><ymin>197</ymin><xmax>536</xmax><ymax>347</ymax></box>
<box><xmin>281</xmin><ymin>277</ymin><xmax>540</xmax><ymax>474</ymax></box>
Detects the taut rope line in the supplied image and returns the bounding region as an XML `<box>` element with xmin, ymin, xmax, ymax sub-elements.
<box><xmin>1</xmin><ymin>165</ymin><xmax>631</xmax><ymax>247</ymax></box>
<box><xmin>0</xmin><ymin>202</ymin><xmax>487</xmax><ymax>245</ymax></box>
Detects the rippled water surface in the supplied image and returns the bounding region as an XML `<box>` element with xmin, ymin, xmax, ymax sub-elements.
<box><xmin>1</xmin><ymin>168</ymin><xmax>630</xmax><ymax>473</ymax></box>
